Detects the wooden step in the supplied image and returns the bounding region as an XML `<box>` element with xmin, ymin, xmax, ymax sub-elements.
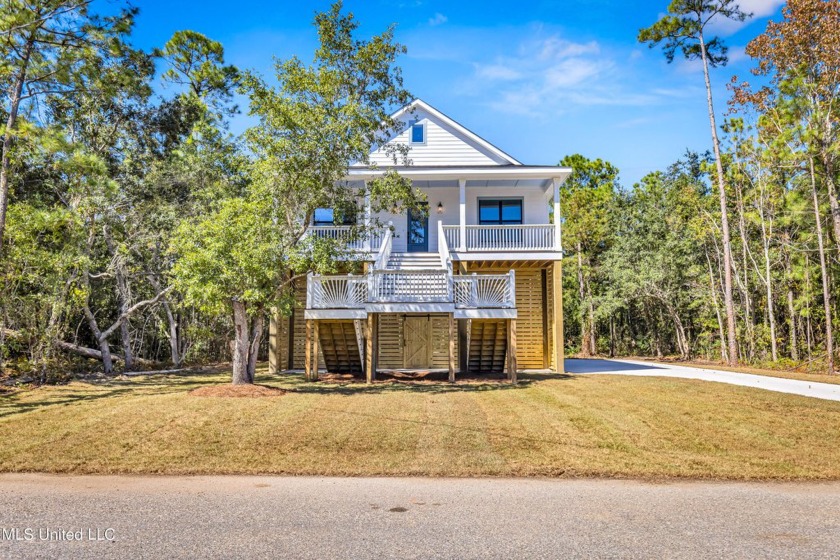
<box><xmin>318</xmin><ymin>321</ymin><xmax>363</xmax><ymax>374</ymax></box>
<box><xmin>468</xmin><ymin>320</ymin><xmax>507</xmax><ymax>373</ymax></box>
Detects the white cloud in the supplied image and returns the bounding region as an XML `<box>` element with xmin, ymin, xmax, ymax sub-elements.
<box><xmin>428</xmin><ymin>12</ymin><xmax>447</xmax><ymax>26</ymax></box>
<box><xmin>475</xmin><ymin>64</ymin><xmax>522</xmax><ymax>81</ymax></box>
<box><xmin>736</xmin><ymin>0</ymin><xmax>785</xmax><ymax>18</ymax></box>
<box><xmin>465</xmin><ymin>34</ymin><xmax>660</xmax><ymax>116</ymax></box>
<box><xmin>708</xmin><ymin>0</ymin><xmax>784</xmax><ymax>35</ymax></box>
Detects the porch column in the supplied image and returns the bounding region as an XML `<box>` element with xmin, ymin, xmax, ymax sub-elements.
<box><xmin>507</xmin><ymin>319</ymin><xmax>518</xmax><ymax>383</ymax></box>
<box><xmin>553</xmin><ymin>177</ymin><xmax>562</xmax><ymax>252</ymax></box>
<box><xmin>305</xmin><ymin>319</ymin><xmax>312</xmax><ymax>381</ymax></box>
<box><xmin>552</xmin><ymin>263</ymin><xmax>565</xmax><ymax>374</ymax></box>
<box><xmin>364</xmin><ymin>181</ymin><xmax>372</xmax><ymax>253</ymax></box>
<box><xmin>448</xmin><ymin>313</ymin><xmax>456</xmax><ymax>382</ymax></box>
<box><xmin>458</xmin><ymin>179</ymin><xmax>466</xmax><ymax>252</ymax></box>
<box><xmin>312</xmin><ymin>320</ymin><xmax>320</xmax><ymax>381</ymax></box>
<box><xmin>365</xmin><ymin>313</ymin><xmax>378</xmax><ymax>383</ymax></box>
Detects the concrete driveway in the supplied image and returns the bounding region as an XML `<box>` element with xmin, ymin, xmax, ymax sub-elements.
<box><xmin>566</xmin><ymin>358</ymin><xmax>840</xmax><ymax>402</ymax></box>
<box><xmin>1</xmin><ymin>475</ymin><xmax>840</xmax><ymax>559</ymax></box>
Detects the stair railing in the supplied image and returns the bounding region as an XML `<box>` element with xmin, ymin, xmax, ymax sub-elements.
<box><xmin>438</xmin><ymin>219</ymin><xmax>454</xmax><ymax>301</ymax></box>
<box><xmin>372</xmin><ymin>221</ymin><xmax>393</xmax><ymax>271</ymax></box>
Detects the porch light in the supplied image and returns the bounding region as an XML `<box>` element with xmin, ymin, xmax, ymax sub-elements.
<box><xmin>436</xmin><ymin>202</ymin><xmax>444</xmax><ymax>214</ymax></box>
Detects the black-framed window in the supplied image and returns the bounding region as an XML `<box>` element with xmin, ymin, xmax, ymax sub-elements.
<box><xmin>313</xmin><ymin>206</ymin><xmax>356</xmax><ymax>226</ymax></box>
<box><xmin>479</xmin><ymin>199</ymin><xmax>523</xmax><ymax>225</ymax></box>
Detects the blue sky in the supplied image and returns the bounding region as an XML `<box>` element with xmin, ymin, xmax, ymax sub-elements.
<box><xmin>124</xmin><ymin>0</ymin><xmax>786</xmax><ymax>186</ymax></box>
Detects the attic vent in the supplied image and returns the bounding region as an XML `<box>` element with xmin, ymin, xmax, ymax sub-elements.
<box><xmin>410</xmin><ymin>122</ymin><xmax>425</xmax><ymax>144</ymax></box>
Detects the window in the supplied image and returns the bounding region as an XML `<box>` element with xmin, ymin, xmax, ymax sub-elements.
<box><xmin>410</xmin><ymin>122</ymin><xmax>425</xmax><ymax>144</ymax></box>
<box><xmin>313</xmin><ymin>206</ymin><xmax>356</xmax><ymax>226</ymax></box>
<box><xmin>479</xmin><ymin>199</ymin><xmax>523</xmax><ymax>225</ymax></box>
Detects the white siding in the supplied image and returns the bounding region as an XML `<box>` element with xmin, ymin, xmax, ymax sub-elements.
<box><xmin>365</xmin><ymin>107</ymin><xmax>510</xmax><ymax>167</ymax></box>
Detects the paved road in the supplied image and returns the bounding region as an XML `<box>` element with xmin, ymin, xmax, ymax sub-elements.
<box><xmin>566</xmin><ymin>358</ymin><xmax>840</xmax><ymax>402</ymax></box>
<box><xmin>1</xmin><ymin>475</ymin><xmax>840</xmax><ymax>559</ymax></box>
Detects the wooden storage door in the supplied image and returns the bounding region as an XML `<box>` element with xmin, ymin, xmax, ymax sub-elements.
<box><xmin>404</xmin><ymin>316</ymin><xmax>431</xmax><ymax>368</ymax></box>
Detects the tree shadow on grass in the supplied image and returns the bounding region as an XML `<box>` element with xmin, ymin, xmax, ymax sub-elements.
<box><xmin>0</xmin><ymin>367</ymin><xmax>580</xmax><ymax>418</ymax></box>
<box><xmin>281</xmin><ymin>370</ymin><xmax>578</xmax><ymax>396</ymax></box>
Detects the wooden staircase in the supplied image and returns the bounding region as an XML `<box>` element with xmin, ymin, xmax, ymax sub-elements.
<box><xmin>317</xmin><ymin>321</ymin><xmax>363</xmax><ymax>374</ymax></box>
<box><xmin>468</xmin><ymin>320</ymin><xmax>507</xmax><ymax>373</ymax></box>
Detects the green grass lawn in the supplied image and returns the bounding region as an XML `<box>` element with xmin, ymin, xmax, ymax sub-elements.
<box><xmin>2</xmin><ymin>368</ymin><xmax>840</xmax><ymax>479</ymax></box>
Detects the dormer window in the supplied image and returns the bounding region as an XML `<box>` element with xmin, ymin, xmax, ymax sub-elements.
<box><xmin>410</xmin><ymin>122</ymin><xmax>425</xmax><ymax>144</ymax></box>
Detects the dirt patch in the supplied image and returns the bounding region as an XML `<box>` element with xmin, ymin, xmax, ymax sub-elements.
<box><xmin>189</xmin><ymin>384</ymin><xmax>286</xmax><ymax>398</ymax></box>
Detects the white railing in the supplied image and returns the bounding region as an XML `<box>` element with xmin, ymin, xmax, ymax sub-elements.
<box><xmin>308</xmin><ymin>270</ymin><xmax>516</xmax><ymax>309</ymax></box>
<box><xmin>369</xmin><ymin>269</ymin><xmax>451</xmax><ymax>303</ymax></box>
<box><xmin>454</xmin><ymin>271</ymin><xmax>516</xmax><ymax>309</ymax></box>
<box><xmin>307</xmin><ymin>226</ymin><xmax>384</xmax><ymax>252</ymax></box>
<box><xmin>372</xmin><ymin>223</ymin><xmax>393</xmax><ymax>271</ymax></box>
<box><xmin>437</xmin><ymin>220</ymin><xmax>453</xmax><ymax>276</ymax></box>
<box><xmin>307</xmin><ymin>273</ymin><xmax>368</xmax><ymax>309</ymax></box>
<box><xmin>442</xmin><ymin>224</ymin><xmax>556</xmax><ymax>251</ymax></box>
<box><xmin>443</xmin><ymin>226</ymin><xmax>460</xmax><ymax>250</ymax></box>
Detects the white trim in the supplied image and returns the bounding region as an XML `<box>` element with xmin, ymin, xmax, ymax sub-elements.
<box><xmin>347</xmin><ymin>166</ymin><xmax>571</xmax><ymax>182</ymax></box>
<box><xmin>454</xmin><ymin>308</ymin><xmax>517</xmax><ymax>319</ymax></box>
<box><xmin>305</xmin><ymin>309</ymin><xmax>367</xmax><ymax>320</ymax></box>
<box><xmin>391</xmin><ymin>99</ymin><xmax>522</xmax><ymax>165</ymax></box>
<box><xmin>365</xmin><ymin>303</ymin><xmax>456</xmax><ymax>314</ymax></box>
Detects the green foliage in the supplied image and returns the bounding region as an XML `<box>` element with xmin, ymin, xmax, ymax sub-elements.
<box><xmin>638</xmin><ymin>0</ymin><xmax>749</xmax><ymax>66</ymax></box>
<box><xmin>170</xmin><ymin>198</ymin><xmax>282</xmax><ymax>317</ymax></box>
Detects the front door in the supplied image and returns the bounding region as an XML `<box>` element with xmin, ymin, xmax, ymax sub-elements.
<box><xmin>407</xmin><ymin>204</ymin><xmax>429</xmax><ymax>252</ymax></box>
<box><xmin>404</xmin><ymin>316</ymin><xmax>431</xmax><ymax>368</ymax></box>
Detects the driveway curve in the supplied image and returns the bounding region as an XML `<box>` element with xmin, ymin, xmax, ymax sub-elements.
<box><xmin>566</xmin><ymin>358</ymin><xmax>840</xmax><ymax>402</ymax></box>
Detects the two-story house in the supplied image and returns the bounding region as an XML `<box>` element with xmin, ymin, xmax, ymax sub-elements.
<box><xmin>267</xmin><ymin>99</ymin><xmax>570</xmax><ymax>382</ymax></box>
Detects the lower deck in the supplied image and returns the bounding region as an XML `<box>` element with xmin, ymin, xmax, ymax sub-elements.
<box><xmin>268</xmin><ymin>262</ymin><xmax>565</xmax><ymax>380</ymax></box>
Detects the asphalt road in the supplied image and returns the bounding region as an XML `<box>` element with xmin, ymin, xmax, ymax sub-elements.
<box><xmin>565</xmin><ymin>358</ymin><xmax>840</xmax><ymax>402</ymax></box>
<box><xmin>1</xmin><ymin>475</ymin><xmax>839</xmax><ymax>559</ymax></box>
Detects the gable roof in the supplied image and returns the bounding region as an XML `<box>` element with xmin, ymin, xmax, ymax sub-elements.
<box><xmin>389</xmin><ymin>99</ymin><xmax>522</xmax><ymax>166</ymax></box>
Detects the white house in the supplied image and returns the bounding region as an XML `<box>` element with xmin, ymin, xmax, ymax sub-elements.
<box><xmin>268</xmin><ymin>99</ymin><xmax>570</xmax><ymax>381</ymax></box>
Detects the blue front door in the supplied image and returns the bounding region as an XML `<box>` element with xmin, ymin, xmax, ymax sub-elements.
<box><xmin>407</xmin><ymin>205</ymin><xmax>429</xmax><ymax>252</ymax></box>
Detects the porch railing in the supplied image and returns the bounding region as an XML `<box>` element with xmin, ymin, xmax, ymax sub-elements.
<box><xmin>454</xmin><ymin>271</ymin><xmax>516</xmax><ymax>309</ymax></box>
<box><xmin>307</xmin><ymin>270</ymin><xmax>516</xmax><ymax>309</ymax></box>
<box><xmin>442</xmin><ymin>224</ymin><xmax>556</xmax><ymax>251</ymax></box>
<box><xmin>306</xmin><ymin>273</ymin><xmax>368</xmax><ymax>309</ymax></box>
<box><xmin>307</xmin><ymin>226</ymin><xmax>384</xmax><ymax>252</ymax></box>
<box><xmin>368</xmin><ymin>269</ymin><xmax>451</xmax><ymax>303</ymax></box>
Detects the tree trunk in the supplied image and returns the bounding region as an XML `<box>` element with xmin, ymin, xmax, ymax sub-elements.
<box><xmin>821</xmin><ymin>141</ymin><xmax>840</xmax><ymax>250</ymax></box>
<box><xmin>0</xmin><ymin>33</ymin><xmax>34</xmax><ymax>255</ymax></box>
<box><xmin>147</xmin><ymin>274</ymin><xmax>181</xmax><ymax>367</ymax></box>
<box><xmin>733</xmin><ymin>180</ymin><xmax>754</xmax><ymax>361</ymax></box>
<box><xmin>759</xmin><ymin>206</ymin><xmax>778</xmax><ymax>362</ymax></box>
<box><xmin>705</xmin><ymin>250</ymin><xmax>727</xmax><ymax>362</ymax></box>
<box><xmin>787</xmin><ymin>285</ymin><xmax>799</xmax><ymax>362</ymax></box>
<box><xmin>782</xmin><ymin>240</ymin><xmax>799</xmax><ymax>362</ymax></box>
<box><xmin>247</xmin><ymin>313</ymin><xmax>264</xmax><ymax>382</ymax></box>
<box><xmin>698</xmin><ymin>30</ymin><xmax>738</xmax><ymax>366</ymax></box>
<box><xmin>231</xmin><ymin>300</ymin><xmax>252</xmax><ymax>384</ymax></box>
<box><xmin>809</xmin><ymin>158</ymin><xmax>835</xmax><ymax>374</ymax></box>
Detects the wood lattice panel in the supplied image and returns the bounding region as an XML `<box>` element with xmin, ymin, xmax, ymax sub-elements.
<box><xmin>457</xmin><ymin>263</ymin><xmax>548</xmax><ymax>370</ymax></box>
